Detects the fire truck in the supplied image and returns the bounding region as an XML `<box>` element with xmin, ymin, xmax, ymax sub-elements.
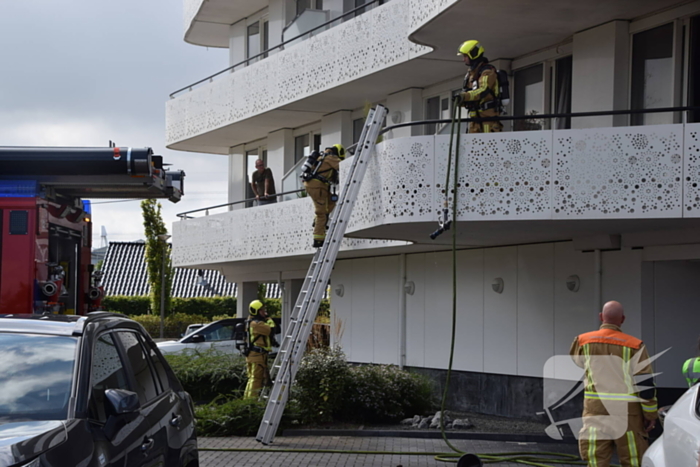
<box><xmin>0</xmin><ymin>146</ymin><xmax>184</xmax><ymax>315</ymax></box>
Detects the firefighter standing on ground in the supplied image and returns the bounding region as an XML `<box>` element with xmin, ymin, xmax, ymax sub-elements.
<box><xmin>569</xmin><ymin>301</ymin><xmax>658</xmax><ymax>467</ymax></box>
<box><xmin>301</xmin><ymin>144</ymin><xmax>345</xmax><ymax>248</ymax></box>
<box><xmin>244</xmin><ymin>300</ymin><xmax>276</xmax><ymax>399</ymax></box>
<box><xmin>457</xmin><ymin>40</ymin><xmax>503</xmax><ymax>133</ymax></box>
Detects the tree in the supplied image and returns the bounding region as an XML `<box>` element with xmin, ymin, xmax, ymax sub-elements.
<box><xmin>141</xmin><ymin>199</ymin><xmax>172</xmax><ymax>314</ymax></box>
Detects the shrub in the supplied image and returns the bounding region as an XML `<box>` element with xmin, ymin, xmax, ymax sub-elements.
<box><xmin>164</xmin><ymin>349</ymin><xmax>247</xmax><ymax>403</ymax></box>
<box><xmin>130</xmin><ymin>313</ymin><xmax>209</xmax><ymax>338</ymax></box>
<box><xmin>293</xmin><ymin>347</ymin><xmax>351</xmax><ymax>424</ymax></box>
<box><xmin>195</xmin><ymin>397</ymin><xmax>266</xmax><ymax>437</ymax></box>
<box><xmin>343</xmin><ymin>364</ymin><xmax>434</xmax><ymax>423</ymax></box>
<box><xmin>103</xmin><ymin>295</ymin><xmax>151</xmax><ymax>315</ymax></box>
<box><xmin>171</xmin><ymin>297</ymin><xmax>237</xmax><ymax>319</ymax></box>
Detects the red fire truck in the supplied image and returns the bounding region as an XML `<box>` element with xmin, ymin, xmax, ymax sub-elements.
<box><xmin>0</xmin><ymin>146</ymin><xmax>184</xmax><ymax>315</ymax></box>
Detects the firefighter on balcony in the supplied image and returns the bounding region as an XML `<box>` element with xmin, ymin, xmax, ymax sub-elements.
<box><xmin>301</xmin><ymin>144</ymin><xmax>345</xmax><ymax>248</ymax></box>
<box><xmin>457</xmin><ymin>40</ymin><xmax>503</xmax><ymax>133</ymax></box>
<box><xmin>569</xmin><ymin>301</ymin><xmax>658</xmax><ymax>467</ymax></box>
<box><xmin>244</xmin><ymin>300</ymin><xmax>276</xmax><ymax>399</ymax></box>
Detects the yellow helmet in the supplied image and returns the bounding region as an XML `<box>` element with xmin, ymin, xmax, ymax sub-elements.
<box><xmin>249</xmin><ymin>299</ymin><xmax>264</xmax><ymax>316</ymax></box>
<box><xmin>334</xmin><ymin>144</ymin><xmax>346</xmax><ymax>160</ymax></box>
<box><xmin>457</xmin><ymin>40</ymin><xmax>484</xmax><ymax>60</ymax></box>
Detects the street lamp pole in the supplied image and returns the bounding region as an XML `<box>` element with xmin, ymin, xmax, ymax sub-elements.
<box><xmin>157</xmin><ymin>234</ymin><xmax>171</xmax><ymax>339</ymax></box>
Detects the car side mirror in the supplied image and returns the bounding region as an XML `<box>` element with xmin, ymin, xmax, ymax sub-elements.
<box><xmin>105</xmin><ymin>388</ymin><xmax>140</xmax><ymax>415</ymax></box>
<box><xmin>189</xmin><ymin>334</ymin><xmax>205</xmax><ymax>343</ymax></box>
<box><xmin>103</xmin><ymin>389</ymin><xmax>141</xmax><ymax>441</ymax></box>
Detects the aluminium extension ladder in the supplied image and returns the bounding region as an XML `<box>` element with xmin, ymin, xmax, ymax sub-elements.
<box><xmin>256</xmin><ymin>104</ymin><xmax>388</xmax><ymax>445</ymax></box>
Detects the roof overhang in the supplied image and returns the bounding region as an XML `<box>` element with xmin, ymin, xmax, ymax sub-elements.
<box><xmin>185</xmin><ymin>0</ymin><xmax>265</xmax><ymax>48</ymax></box>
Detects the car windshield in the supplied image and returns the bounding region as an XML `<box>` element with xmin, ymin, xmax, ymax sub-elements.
<box><xmin>0</xmin><ymin>333</ymin><xmax>77</xmax><ymax>421</ymax></box>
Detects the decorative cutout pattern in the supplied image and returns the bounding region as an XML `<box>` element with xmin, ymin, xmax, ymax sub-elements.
<box><xmin>685</xmin><ymin>124</ymin><xmax>700</xmax><ymax>217</ymax></box>
<box><xmin>173</xmin><ymin>197</ymin><xmax>407</xmax><ymax>268</ymax></box>
<box><xmin>348</xmin><ymin>137</ymin><xmax>434</xmax><ymax>232</ymax></box>
<box><xmin>553</xmin><ymin>125</ymin><xmax>683</xmax><ymax>218</ymax></box>
<box><xmin>167</xmin><ymin>0</ymin><xmax>433</xmax><ymax>146</ymax></box>
<box><xmin>434</xmin><ymin>132</ymin><xmax>553</xmax><ymax>219</ymax></box>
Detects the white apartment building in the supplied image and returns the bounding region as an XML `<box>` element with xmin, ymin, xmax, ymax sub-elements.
<box><xmin>167</xmin><ymin>0</ymin><xmax>700</xmax><ymax>418</ymax></box>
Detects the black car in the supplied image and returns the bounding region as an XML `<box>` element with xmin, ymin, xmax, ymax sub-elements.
<box><xmin>0</xmin><ymin>313</ymin><xmax>198</xmax><ymax>467</ymax></box>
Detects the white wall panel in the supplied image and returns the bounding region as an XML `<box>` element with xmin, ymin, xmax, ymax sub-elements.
<box><xmin>483</xmin><ymin>247</ymin><xmax>518</xmax><ymax>375</ymax></box>
<box><xmin>405</xmin><ymin>253</ymin><xmax>426</xmax><ymax>367</ymax></box>
<box><xmin>423</xmin><ymin>252</ymin><xmax>454</xmax><ymax>370</ymax></box>
<box><xmin>332</xmin><ymin>260</ymin><xmax>353</xmax><ymax>356</ymax></box>
<box><xmin>601</xmin><ymin>249</ymin><xmax>643</xmax><ymax>338</ymax></box>
<box><xmin>349</xmin><ymin>258</ymin><xmax>376</xmax><ymax>363</ymax></box>
<box><xmin>553</xmin><ymin>242</ymin><xmax>595</xmax><ymax>379</ymax></box>
<box><xmin>372</xmin><ymin>256</ymin><xmax>400</xmax><ymax>365</ymax></box>
<box><xmin>454</xmin><ymin>249</ymin><xmax>484</xmax><ymax>372</ymax></box>
<box><xmin>517</xmin><ymin>244</ymin><xmax>554</xmax><ymax>377</ymax></box>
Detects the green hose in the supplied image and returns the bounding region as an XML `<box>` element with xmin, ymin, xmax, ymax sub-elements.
<box><xmin>201</xmin><ymin>105</ymin><xmax>600</xmax><ymax>466</ymax></box>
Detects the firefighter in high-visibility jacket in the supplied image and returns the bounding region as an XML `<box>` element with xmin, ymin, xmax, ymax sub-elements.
<box><xmin>244</xmin><ymin>300</ymin><xmax>276</xmax><ymax>399</ymax></box>
<box><xmin>457</xmin><ymin>40</ymin><xmax>503</xmax><ymax>134</ymax></box>
<box><xmin>301</xmin><ymin>144</ymin><xmax>345</xmax><ymax>248</ymax></box>
<box><xmin>682</xmin><ymin>336</ymin><xmax>700</xmax><ymax>387</ymax></box>
<box><xmin>570</xmin><ymin>301</ymin><xmax>658</xmax><ymax>467</ymax></box>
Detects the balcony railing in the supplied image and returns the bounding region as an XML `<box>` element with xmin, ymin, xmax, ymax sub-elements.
<box><xmin>176</xmin><ymin>106</ymin><xmax>700</xmax><ymax>220</ymax></box>
<box><xmin>171</xmin><ymin>0</ymin><xmax>388</xmax><ymax>99</ymax></box>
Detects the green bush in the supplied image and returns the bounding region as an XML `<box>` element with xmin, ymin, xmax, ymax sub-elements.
<box><xmin>195</xmin><ymin>397</ymin><xmax>266</xmax><ymax>437</ymax></box>
<box><xmin>130</xmin><ymin>313</ymin><xmax>210</xmax><ymax>338</ymax></box>
<box><xmin>103</xmin><ymin>295</ymin><xmax>151</xmax><ymax>315</ymax></box>
<box><xmin>171</xmin><ymin>297</ymin><xmax>237</xmax><ymax>319</ymax></box>
<box><xmin>164</xmin><ymin>349</ymin><xmax>247</xmax><ymax>403</ymax></box>
<box><xmin>343</xmin><ymin>364</ymin><xmax>434</xmax><ymax>423</ymax></box>
<box><xmin>293</xmin><ymin>347</ymin><xmax>351</xmax><ymax>424</ymax></box>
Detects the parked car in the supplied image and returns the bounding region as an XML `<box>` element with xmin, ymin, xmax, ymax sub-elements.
<box><xmin>182</xmin><ymin>323</ymin><xmax>205</xmax><ymax>337</ymax></box>
<box><xmin>643</xmin><ymin>384</ymin><xmax>700</xmax><ymax>467</ymax></box>
<box><xmin>157</xmin><ymin>318</ymin><xmax>281</xmax><ymax>356</ymax></box>
<box><xmin>0</xmin><ymin>312</ymin><xmax>198</xmax><ymax>467</ymax></box>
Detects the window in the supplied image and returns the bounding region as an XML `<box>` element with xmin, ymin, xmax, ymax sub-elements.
<box><xmin>631</xmin><ymin>23</ymin><xmax>674</xmax><ymax>126</ymax></box>
<box><xmin>295</xmin><ymin>134</ymin><xmax>310</xmax><ymax>163</ymax></box>
<box><xmin>689</xmin><ymin>15</ymin><xmax>700</xmax><ymax>123</ymax></box>
<box><xmin>297</xmin><ymin>0</ymin><xmax>322</xmax><ymax>15</ymax></box>
<box><xmin>246</xmin><ymin>149</ymin><xmax>259</xmax><ymax>207</ymax></box>
<box><xmin>514</xmin><ymin>64</ymin><xmax>544</xmax><ymax>131</ymax></box>
<box><xmin>90</xmin><ymin>333</ymin><xmax>130</xmax><ymax>423</ymax></box>
<box><xmin>425</xmin><ymin>96</ymin><xmax>440</xmax><ymax>134</ymax></box>
<box><xmin>554</xmin><ymin>56</ymin><xmax>573</xmax><ymax>129</ymax></box>
<box><xmin>116</xmin><ymin>332</ymin><xmax>158</xmax><ymax>405</ymax></box>
<box><xmin>196</xmin><ymin>323</ymin><xmax>236</xmax><ymax>342</ymax></box>
<box><xmin>247</xmin><ymin>20</ymin><xmax>269</xmax><ymax>62</ymax></box>
<box><xmin>353</xmin><ymin>118</ymin><xmax>365</xmax><ymax>144</ymax></box>
<box><xmin>353</xmin><ymin>0</ymin><xmax>384</xmax><ymax>17</ymax></box>
<box><xmin>148</xmin><ymin>347</ymin><xmax>170</xmax><ymax>392</ymax></box>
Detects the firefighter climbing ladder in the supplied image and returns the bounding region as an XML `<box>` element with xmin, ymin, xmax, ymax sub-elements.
<box><xmin>256</xmin><ymin>105</ymin><xmax>388</xmax><ymax>445</ymax></box>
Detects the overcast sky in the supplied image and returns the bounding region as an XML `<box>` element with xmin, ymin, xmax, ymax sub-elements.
<box><xmin>0</xmin><ymin>0</ymin><xmax>230</xmax><ymax>246</ymax></box>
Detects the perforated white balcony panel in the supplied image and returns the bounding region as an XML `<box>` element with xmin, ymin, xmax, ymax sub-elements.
<box><xmin>347</xmin><ymin>137</ymin><xmax>435</xmax><ymax>232</ymax></box>
<box><xmin>172</xmin><ymin>198</ymin><xmax>407</xmax><ymax>267</ymax></box>
<box><xmin>434</xmin><ymin>131</ymin><xmax>554</xmax><ymax>220</ymax></box>
<box><xmin>685</xmin><ymin>123</ymin><xmax>700</xmax><ymax>218</ymax></box>
<box><xmin>553</xmin><ymin>125</ymin><xmax>683</xmax><ymax>219</ymax></box>
<box><xmin>167</xmin><ymin>0</ymin><xmax>432</xmax><ymax>147</ymax></box>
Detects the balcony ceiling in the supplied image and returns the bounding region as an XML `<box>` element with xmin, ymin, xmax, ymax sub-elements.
<box><xmin>410</xmin><ymin>0</ymin><xmax>684</xmax><ymax>62</ymax></box>
<box><xmin>185</xmin><ymin>0</ymin><xmax>263</xmax><ymax>48</ymax></box>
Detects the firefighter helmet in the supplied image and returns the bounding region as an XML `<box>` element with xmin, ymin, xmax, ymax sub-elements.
<box><xmin>457</xmin><ymin>40</ymin><xmax>484</xmax><ymax>60</ymax></box>
<box><xmin>334</xmin><ymin>144</ymin><xmax>346</xmax><ymax>160</ymax></box>
<box><xmin>249</xmin><ymin>299</ymin><xmax>264</xmax><ymax>316</ymax></box>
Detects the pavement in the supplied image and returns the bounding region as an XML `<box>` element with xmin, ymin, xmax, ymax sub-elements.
<box><xmin>199</xmin><ymin>434</ymin><xmax>583</xmax><ymax>467</ymax></box>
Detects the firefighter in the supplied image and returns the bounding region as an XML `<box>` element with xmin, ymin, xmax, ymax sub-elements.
<box><xmin>301</xmin><ymin>144</ymin><xmax>345</xmax><ymax>248</ymax></box>
<box><xmin>244</xmin><ymin>299</ymin><xmax>276</xmax><ymax>399</ymax></box>
<box><xmin>457</xmin><ymin>40</ymin><xmax>503</xmax><ymax>133</ymax></box>
<box><xmin>569</xmin><ymin>301</ymin><xmax>658</xmax><ymax>467</ymax></box>
<box><xmin>682</xmin><ymin>336</ymin><xmax>700</xmax><ymax>387</ymax></box>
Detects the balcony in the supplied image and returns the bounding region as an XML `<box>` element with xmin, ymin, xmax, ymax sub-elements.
<box><xmin>167</xmin><ymin>0</ymin><xmax>463</xmax><ymax>154</ymax></box>
<box><xmin>172</xmin><ymin>122</ymin><xmax>700</xmax><ymax>275</ymax></box>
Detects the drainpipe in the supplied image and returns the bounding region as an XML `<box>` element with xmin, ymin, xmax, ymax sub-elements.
<box><xmin>593</xmin><ymin>249</ymin><xmax>602</xmax><ymax>324</ymax></box>
<box><xmin>398</xmin><ymin>254</ymin><xmax>407</xmax><ymax>369</ymax></box>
